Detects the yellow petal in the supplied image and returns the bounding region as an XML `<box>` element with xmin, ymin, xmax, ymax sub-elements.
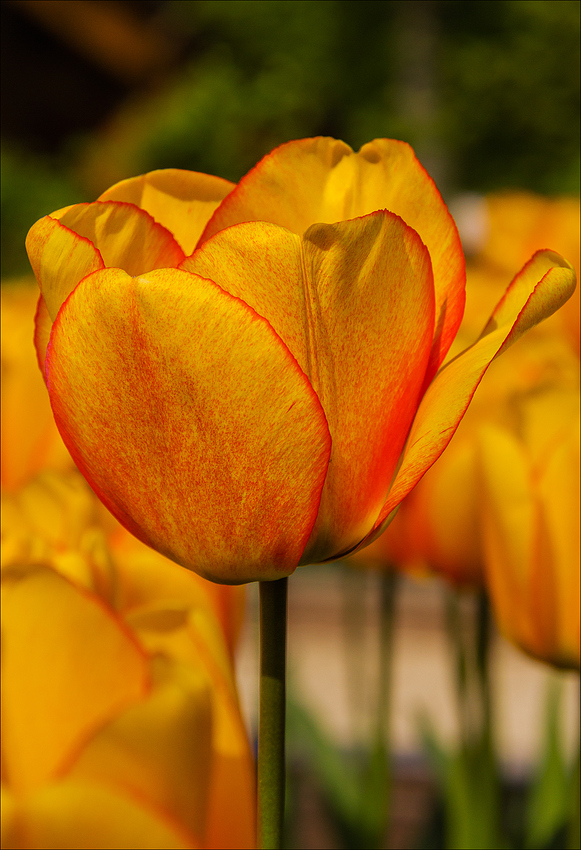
<box><xmin>25</xmin><ymin>215</ymin><xmax>104</xmax><ymax>321</ymax></box>
<box><xmin>184</xmin><ymin>212</ymin><xmax>435</xmax><ymax>562</ymax></box>
<box><xmin>477</xmin><ymin>424</ymin><xmax>538</xmax><ymax>652</ymax></box>
<box><xmin>9</xmin><ymin>780</ymin><xmax>194</xmax><ymax>849</ymax></box>
<box><xmin>126</xmin><ymin>591</ymin><xmax>256</xmax><ymax>848</ymax></box>
<box><xmin>99</xmin><ymin>169</ymin><xmax>235</xmax><ymax>255</ymax></box>
<box><xmin>369</xmin><ymin>250</ymin><xmax>576</xmax><ymax>534</ymax></box>
<box><xmin>69</xmin><ymin>656</ymin><xmax>213</xmax><ymax>845</ymax></box>
<box><xmin>201</xmin><ymin>136</ymin><xmax>464</xmax><ymax>378</ymax></box>
<box><xmin>1</xmin><ymin>285</ymin><xmax>71</xmax><ymax>489</ymax></box>
<box><xmin>535</xmin><ymin>412</ymin><xmax>580</xmax><ymax>667</ymax></box>
<box><xmin>1</xmin><ymin>568</ymin><xmax>149</xmax><ymax>792</ymax></box>
<box><xmin>54</xmin><ymin>201</ymin><xmax>185</xmax><ymax>277</ymax></box>
<box><xmin>46</xmin><ymin>267</ymin><xmax>331</xmax><ymax>583</ymax></box>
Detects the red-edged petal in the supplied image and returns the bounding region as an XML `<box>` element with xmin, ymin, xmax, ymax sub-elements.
<box><xmin>99</xmin><ymin>169</ymin><xmax>235</xmax><ymax>256</ymax></box>
<box><xmin>183</xmin><ymin>212</ymin><xmax>435</xmax><ymax>562</ymax></box>
<box><xmin>363</xmin><ymin>250</ymin><xmax>577</xmax><ymax>546</ymax></box>
<box><xmin>54</xmin><ymin>201</ymin><xmax>185</xmax><ymax>275</ymax></box>
<box><xmin>201</xmin><ymin>136</ymin><xmax>464</xmax><ymax>380</ymax></box>
<box><xmin>25</xmin><ymin>215</ymin><xmax>105</xmax><ymax>321</ymax></box>
<box><xmin>46</xmin><ymin>267</ymin><xmax>331</xmax><ymax>583</ymax></box>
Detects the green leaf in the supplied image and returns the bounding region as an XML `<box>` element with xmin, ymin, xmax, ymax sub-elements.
<box><xmin>526</xmin><ymin>681</ymin><xmax>570</xmax><ymax>849</ymax></box>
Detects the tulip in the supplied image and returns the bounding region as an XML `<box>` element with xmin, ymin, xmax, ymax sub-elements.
<box><xmin>25</xmin><ymin>138</ymin><xmax>576</xmax><ymax>584</ymax></box>
<box><xmin>1</xmin><ymin>282</ymin><xmax>74</xmax><ymax>491</ymax></box>
<box><xmin>1</xmin><ymin>470</ymin><xmax>256</xmax><ymax>849</ymax></box>
<box><xmin>349</xmin><ymin>190</ymin><xmax>580</xmax><ymax>587</ymax></box>
<box><xmin>478</xmin><ymin>381</ymin><xmax>580</xmax><ymax>670</ymax></box>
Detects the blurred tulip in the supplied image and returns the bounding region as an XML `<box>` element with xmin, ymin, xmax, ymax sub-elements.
<box><xmin>478</xmin><ymin>383</ymin><xmax>580</xmax><ymax>670</ymax></box>
<box><xmin>352</xmin><ymin>192</ymin><xmax>580</xmax><ymax>587</ymax></box>
<box><xmin>26</xmin><ymin>138</ymin><xmax>575</xmax><ymax>583</ymax></box>
<box><xmin>1</xmin><ymin>282</ymin><xmax>74</xmax><ymax>491</ymax></box>
<box><xmin>1</xmin><ymin>470</ymin><xmax>256</xmax><ymax>850</ymax></box>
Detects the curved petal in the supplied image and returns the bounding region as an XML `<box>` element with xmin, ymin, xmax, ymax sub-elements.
<box><xmin>9</xmin><ymin>780</ymin><xmax>194</xmax><ymax>849</ymax></box>
<box><xmin>1</xmin><ymin>286</ymin><xmax>71</xmax><ymax>490</ymax></box>
<box><xmin>184</xmin><ymin>212</ymin><xmax>435</xmax><ymax>562</ymax></box>
<box><xmin>46</xmin><ymin>267</ymin><xmax>331</xmax><ymax>583</ymax></box>
<box><xmin>34</xmin><ymin>293</ymin><xmax>52</xmax><ymax>374</ymax></box>
<box><xmin>69</xmin><ymin>656</ymin><xmax>213</xmax><ymax>845</ymax></box>
<box><xmin>365</xmin><ymin>250</ymin><xmax>577</xmax><ymax>541</ymax></box>
<box><xmin>25</xmin><ymin>216</ymin><xmax>105</xmax><ymax>321</ymax></box>
<box><xmin>99</xmin><ymin>169</ymin><xmax>235</xmax><ymax>255</ymax></box>
<box><xmin>1</xmin><ymin>568</ymin><xmax>149</xmax><ymax>793</ymax></box>
<box><xmin>53</xmin><ymin>201</ymin><xmax>185</xmax><ymax>276</ymax></box>
<box><xmin>126</xmin><ymin>592</ymin><xmax>256</xmax><ymax>848</ymax></box>
<box><xmin>201</xmin><ymin>136</ymin><xmax>464</xmax><ymax>378</ymax></box>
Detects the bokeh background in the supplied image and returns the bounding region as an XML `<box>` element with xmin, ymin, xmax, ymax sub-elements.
<box><xmin>2</xmin><ymin>0</ymin><xmax>579</xmax><ymax>277</ymax></box>
<box><xmin>2</xmin><ymin>2</ymin><xmax>580</xmax><ymax>849</ymax></box>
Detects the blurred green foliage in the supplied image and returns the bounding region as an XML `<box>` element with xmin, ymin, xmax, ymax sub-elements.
<box><xmin>2</xmin><ymin>0</ymin><xmax>579</xmax><ymax>278</ymax></box>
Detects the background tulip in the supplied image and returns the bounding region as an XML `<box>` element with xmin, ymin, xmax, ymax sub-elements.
<box><xmin>1</xmin><ymin>474</ymin><xmax>255</xmax><ymax>850</ymax></box>
<box><xmin>350</xmin><ymin>191</ymin><xmax>580</xmax><ymax>589</ymax></box>
<box><xmin>1</xmin><ymin>282</ymin><xmax>74</xmax><ymax>492</ymax></box>
<box><xmin>25</xmin><ymin>138</ymin><xmax>576</xmax><ymax>584</ymax></box>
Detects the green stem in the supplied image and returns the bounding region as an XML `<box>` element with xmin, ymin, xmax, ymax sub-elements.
<box><xmin>258</xmin><ymin>577</ymin><xmax>288</xmax><ymax>850</ymax></box>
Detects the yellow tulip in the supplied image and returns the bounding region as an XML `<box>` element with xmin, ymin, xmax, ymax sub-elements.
<box><xmin>1</xmin><ymin>282</ymin><xmax>74</xmax><ymax>491</ymax></box>
<box><xmin>25</xmin><ymin>139</ymin><xmax>576</xmax><ymax>583</ymax></box>
<box><xmin>1</xmin><ymin>471</ymin><xmax>256</xmax><ymax>849</ymax></box>
<box><xmin>478</xmin><ymin>383</ymin><xmax>580</xmax><ymax>670</ymax></box>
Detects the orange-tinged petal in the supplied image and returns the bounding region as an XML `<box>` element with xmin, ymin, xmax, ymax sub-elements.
<box><xmin>8</xmin><ymin>780</ymin><xmax>194</xmax><ymax>849</ymax></box>
<box><xmin>201</xmin><ymin>136</ymin><xmax>464</xmax><ymax>379</ymax></box>
<box><xmin>1</xmin><ymin>568</ymin><xmax>149</xmax><ymax>793</ymax></box>
<box><xmin>53</xmin><ymin>201</ymin><xmax>185</xmax><ymax>277</ymax></box>
<box><xmin>366</xmin><ymin>250</ymin><xmax>576</xmax><ymax>538</ymax></box>
<box><xmin>184</xmin><ymin>212</ymin><xmax>435</xmax><ymax>562</ymax></box>
<box><xmin>69</xmin><ymin>656</ymin><xmax>213</xmax><ymax>845</ymax></box>
<box><xmin>33</xmin><ymin>294</ymin><xmax>51</xmax><ymax>374</ymax></box>
<box><xmin>99</xmin><ymin>169</ymin><xmax>235</xmax><ymax>255</ymax></box>
<box><xmin>46</xmin><ymin>267</ymin><xmax>331</xmax><ymax>583</ymax></box>
<box><xmin>25</xmin><ymin>216</ymin><xmax>104</xmax><ymax>321</ymax></box>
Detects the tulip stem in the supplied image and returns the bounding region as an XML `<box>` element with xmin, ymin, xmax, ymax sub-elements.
<box><xmin>258</xmin><ymin>577</ymin><xmax>288</xmax><ymax>850</ymax></box>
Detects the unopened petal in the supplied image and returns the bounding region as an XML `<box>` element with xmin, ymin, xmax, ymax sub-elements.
<box><xmin>46</xmin><ymin>267</ymin><xmax>331</xmax><ymax>583</ymax></box>
<box><xmin>99</xmin><ymin>169</ymin><xmax>235</xmax><ymax>255</ymax></box>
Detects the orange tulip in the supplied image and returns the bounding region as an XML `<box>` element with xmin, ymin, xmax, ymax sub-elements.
<box><xmin>25</xmin><ymin>138</ymin><xmax>576</xmax><ymax>584</ymax></box>
<box><xmin>1</xmin><ymin>470</ymin><xmax>256</xmax><ymax>849</ymax></box>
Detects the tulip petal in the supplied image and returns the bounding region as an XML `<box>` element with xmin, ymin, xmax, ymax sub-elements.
<box><xmin>10</xmin><ymin>780</ymin><xmax>194</xmax><ymax>849</ymax></box>
<box><xmin>477</xmin><ymin>424</ymin><xmax>541</xmax><ymax>653</ymax></box>
<box><xmin>34</xmin><ymin>293</ymin><xmax>52</xmax><ymax>374</ymax></box>
<box><xmin>69</xmin><ymin>656</ymin><xmax>213</xmax><ymax>845</ymax></box>
<box><xmin>1</xmin><ymin>568</ymin><xmax>149</xmax><ymax>792</ymax></box>
<box><xmin>54</xmin><ymin>201</ymin><xmax>185</xmax><ymax>277</ymax></box>
<box><xmin>25</xmin><ymin>216</ymin><xmax>105</xmax><ymax>321</ymax></box>
<box><xmin>46</xmin><ymin>267</ymin><xmax>331</xmax><ymax>583</ymax></box>
<box><xmin>201</xmin><ymin>136</ymin><xmax>464</xmax><ymax>378</ymax></box>
<box><xmin>367</xmin><ymin>250</ymin><xmax>577</xmax><ymax>539</ymax></box>
<box><xmin>99</xmin><ymin>168</ymin><xmax>235</xmax><ymax>255</ymax></box>
<box><xmin>184</xmin><ymin>212</ymin><xmax>435</xmax><ymax>561</ymax></box>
